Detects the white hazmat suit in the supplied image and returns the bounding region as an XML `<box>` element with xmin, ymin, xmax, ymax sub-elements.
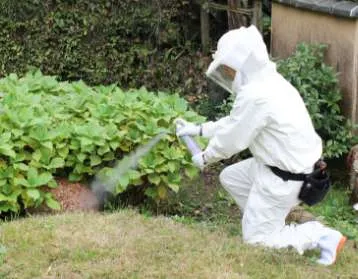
<box><xmin>176</xmin><ymin>25</ymin><xmax>346</xmax><ymax>265</ymax></box>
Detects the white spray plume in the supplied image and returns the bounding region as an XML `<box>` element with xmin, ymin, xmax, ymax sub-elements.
<box><xmin>91</xmin><ymin>132</ymin><xmax>167</xmax><ymax>200</ymax></box>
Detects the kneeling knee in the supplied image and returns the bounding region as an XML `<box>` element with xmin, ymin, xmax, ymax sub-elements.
<box><xmin>219</xmin><ymin>168</ymin><xmax>229</xmax><ymax>187</ymax></box>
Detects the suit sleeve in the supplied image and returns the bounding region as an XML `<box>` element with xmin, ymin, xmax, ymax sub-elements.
<box><xmin>201</xmin><ymin>116</ymin><xmax>231</xmax><ymax>139</ymax></box>
<box><xmin>203</xmin><ymin>96</ymin><xmax>269</xmax><ymax>164</ymax></box>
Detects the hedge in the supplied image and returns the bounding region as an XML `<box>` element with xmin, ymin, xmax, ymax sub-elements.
<box><xmin>0</xmin><ymin>0</ymin><xmax>208</xmax><ymax>96</ymax></box>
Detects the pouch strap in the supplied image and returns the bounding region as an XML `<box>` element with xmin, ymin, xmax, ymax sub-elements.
<box><xmin>268</xmin><ymin>166</ymin><xmax>306</xmax><ymax>182</ymax></box>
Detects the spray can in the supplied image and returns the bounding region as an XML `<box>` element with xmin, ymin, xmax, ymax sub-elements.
<box><xmin>175</xmin><ymin>119</ymin><xmax>203</xmax><ymax>156</ymax></box>
<box><xmin>180</xmin><ymin>135</ymin><xmax>202</xmax><ymax>156</ymax></box>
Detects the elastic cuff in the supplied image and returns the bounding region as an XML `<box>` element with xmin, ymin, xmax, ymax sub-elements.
<box><xmin>200</xmin><ymin>122</ymin><xmax>215</xmax><ymax>139</ymax></box>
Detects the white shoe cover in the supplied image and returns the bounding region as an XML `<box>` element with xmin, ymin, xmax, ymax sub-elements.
<box><xmin>353</xmin><ymin>203</ymin><xmax>358</xmax><ymax>211</ymax></box>
<box><xmin>317</xmin><ymin>229</ymin><xmax>347</xmax><ymax>266</ymax></box>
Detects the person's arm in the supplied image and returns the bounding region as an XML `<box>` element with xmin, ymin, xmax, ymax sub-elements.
<box><xmin>201</xmin><ymin>116</ymin><xmax>231</xmax><ymax>139</ymax></box>
<box><xmin>203</xmin><ymin>96</ymin><xmax>269</xmax><ymax>164</ymax></box>
<box><xmin>175</xmin><ymin>116</ymin><xmax>231</xmax><ymax>138</ymax></box>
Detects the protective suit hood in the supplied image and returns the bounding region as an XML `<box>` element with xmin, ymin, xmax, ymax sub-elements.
<box><xmin>206</xmin><ymin>25</ymin><xmax>272</xmax><ymax>93</ymax></box>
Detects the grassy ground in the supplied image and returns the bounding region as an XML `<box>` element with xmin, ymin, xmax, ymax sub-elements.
<box><xmin>160</xmin><ymin>166</ymin><xmax>358</xmax><ymax>241</ymax></box>
<box><xmin>306</xmin><ymin>186</ymin><xmax>358</xmax><ymax>241</ymax></box>
<box><xmin>1</xmin><ymin>166</ymin><xmax>357</xmax><ymax>278</ymax></box>
<box><xmin>0</xmin><ymin>210</ymin><xmax>358</xmax><ymax>279</ymax></box>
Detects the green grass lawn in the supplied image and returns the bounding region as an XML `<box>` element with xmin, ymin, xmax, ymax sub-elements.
<box><xmin>305</xmin><ymin>185</ymin><xmax>358</xmax><ymax>241</ymax></box>
<box><xmin>1</xmin><ymin>167</ymin><xmax>357</xmax><ymax>279</ymax></box>
<box><xmin>161</xmin><ymin>167</ymin><xmax>358</xmax><ymax>241</ymax></box>
<box><xmin>0</xmin><ymin>210</ymin><xmax>357</xmax><ymax>279</ymax></box>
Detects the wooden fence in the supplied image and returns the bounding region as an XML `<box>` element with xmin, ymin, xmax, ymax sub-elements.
<box><xmin>199</xmin><ymin>0</ymin><xmax>263</xmax><ymax>53</ymax></box>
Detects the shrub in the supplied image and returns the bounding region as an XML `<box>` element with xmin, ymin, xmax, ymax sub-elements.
<box><xmin>277</xmin><ymin>43</ymin><xmax>355</xmax><ymax>158</ymax></box>
<box><xmin>0</xmin><ymin>70</ymin><xmax>204</xmax><ymax>214</ymax></box>
<box><xmin>217</xmin><ymin>43</ymin><xmax>355</xmax><ymax>159</ymax></box>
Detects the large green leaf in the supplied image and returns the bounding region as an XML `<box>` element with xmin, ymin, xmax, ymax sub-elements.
<box><xmin>90</xmin><ymin>154</ymin><xmax>102</xmax><ymax>166</ymax></box>
<box><xmin>40</xmin><ymin>147</ymin><xmax>52</xmax><ymax>165</ymax></box>
<box><xmin>0</xmin><ymin>144</ymin><xmax>16</xmax><ymax>158</ymax></box>
<box><xmin>184</xmin><ymin>165</ymin><xmax>199</xmax><ymax>179</ymax></box>
<box><xmin>32</xmin><ymin>150</ymin><xmax>42</xmax><ymax>162</ymax></box>
<box><xmin>48</xmin><ymin>157</ymin><xmax>65</xmax><ymax>169</ymax></box>
<box><xmin>27</xmin><ymin>189</ymin><xmax>41</xmax><ymax>200</ymax></box>
<box><xmin>148</xmin><ymin>174</ymin><xmax>161</xmax><ymax>185</ymax></box>
<box><xmin>14</xmin><ymin>177</ymin><xmax>30</xmax><ymax>187</ymax></box>
<box><xmin>45</xmin><ymin>194</ymin><xmax>61</xmax><ymax>210</ymax></box>
<box><xmin>0</xmin><ymin>193</ymin><xmax>11</xmax><ymax>201</ymax></box>
<box><xmin>118</xmin><ymin>173</ymin><xmax>130</xmax><ymax>189</ymax></box>
<box><xmin>27</xmin><ymin>168</ymin><xmax>53</xmax><ymax>187</ymax></box>
<box><xmin>0</xmin><ymin>132</ymin><xmax>11</xmax><ymax>142</ymax></box>
<box><xmin>57</xmin><ymin>147</ymin><xmax>69</xmax><ymax>158</ymax></box>
<box><xmin>13</xmin><ymin>163</ymin><xmax>28</xmax><ymax>172</ymax></box>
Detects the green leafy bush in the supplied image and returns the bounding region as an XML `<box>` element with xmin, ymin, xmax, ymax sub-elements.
<box><xmin>0</xmin><ymin>71</ymin><xmax>204</xmax><ymax>214</ymax></box>
<box><xmin>217</xmin><ymin>43</ymin><xmax>354</xmax><ymax>159</ymax></box>
<box><xmin>277</xmin><ymin>43</ymin><xmax>354</xmax><ymax>158</ymax></box>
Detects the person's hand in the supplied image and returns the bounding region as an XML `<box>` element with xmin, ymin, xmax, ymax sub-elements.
<box><xmin>192</xmin><ymin>152</ymin><xmax>206</xmax><ymax>170</ymax></box>
<box><xmin>175</xmin><ymin>118</ymin><xmax>201</xmax><ymax>137</ymax></box>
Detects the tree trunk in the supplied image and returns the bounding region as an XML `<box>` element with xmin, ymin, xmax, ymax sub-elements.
<box><xmin>200</xmin><ymin>4</ymin><xmax>210</xmax><ymax>54</ymax></box>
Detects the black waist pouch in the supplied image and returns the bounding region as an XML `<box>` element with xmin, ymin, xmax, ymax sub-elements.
<box><xmin>298</xmin><ymin>160</ymin><xmax>331</xmax><ymax>206</ymax></box>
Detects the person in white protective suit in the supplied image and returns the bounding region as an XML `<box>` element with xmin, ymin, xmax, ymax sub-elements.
<box><xmin>176</xmin><ymin>25</ymin><xmax>346</xmax><ymax>265</ymax></box>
